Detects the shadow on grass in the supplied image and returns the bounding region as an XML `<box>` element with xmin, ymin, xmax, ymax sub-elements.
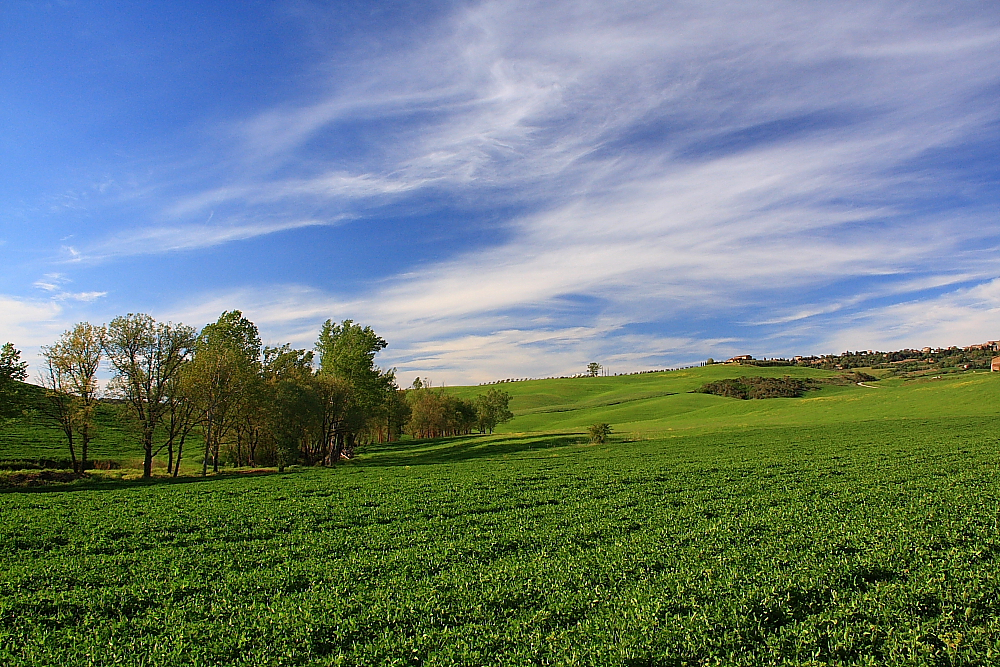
<box><xmin>0</xmin><ymin>468</ymin><xmax>293</xmax><ymax>495</ymax></box>
<box><xmin>3</xmin><ymin>433</ymin><xmax>590</xmax><ymax>490</ymax></box>
<box><xmin>359</xmin><ymin>432</ymin><xmax>587</xmax><ymax>467</ymax></box>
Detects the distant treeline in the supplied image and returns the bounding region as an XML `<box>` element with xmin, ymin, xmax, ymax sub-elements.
<box><xmin>727</xmin><ymin>345</ymin><xmax>997</xmax><ymax>372</ymax></box>
<box><xmin>0</xmin><ymin>314</ymin><xmax>513</xmax><ymax>478</ymax></box>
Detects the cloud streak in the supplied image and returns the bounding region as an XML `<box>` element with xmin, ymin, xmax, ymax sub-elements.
<box><xmin>9</xmin><ymin>1</ymin><xmax>1000</xmax><ymax>381</ymax></box>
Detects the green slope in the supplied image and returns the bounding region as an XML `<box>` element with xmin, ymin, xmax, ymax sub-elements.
<box><xmin>447</xmin><ymin>366</ymin><xmax>999</xmax><ymax>436</ymax></box>
<box><xmin>0</xmin><ymin>383</ymin><xmax>204</xmax><ymax>469</ymax></box>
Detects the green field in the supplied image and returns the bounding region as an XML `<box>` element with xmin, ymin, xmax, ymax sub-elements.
<box><xmin>2</xmin><ymin>367</ymin><xmax>999</xmax><ymax>665</ymax></box>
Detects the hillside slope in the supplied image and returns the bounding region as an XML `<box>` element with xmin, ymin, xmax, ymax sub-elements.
<box><xmin>446</xmin><ymin>365</ymin><xmax>999</xmax><ymax>435</ymax></box>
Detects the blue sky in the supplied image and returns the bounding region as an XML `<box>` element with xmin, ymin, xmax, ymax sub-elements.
<box><xmin>2</xmin><ymin>0</ymin><xmax>999</xmax><ymax>384</ymax></box>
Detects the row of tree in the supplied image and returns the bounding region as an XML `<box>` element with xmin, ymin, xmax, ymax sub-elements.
<box><xmin>406</xmin><ymin>385</ymin><xmax>513</xmax><ymax>438</ymax></box>
<box><xmin>1</xmin><ymin>312</ymin><xmax>514</xmax><ymax>477</ymax></box>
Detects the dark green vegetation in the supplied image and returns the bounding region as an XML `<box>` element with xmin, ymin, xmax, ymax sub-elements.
<box><xmin>2</xmin><ymin>363</ymin><xmax>1000</xmax><ymax>664</ymax></box>
<box><xmin>696</xmin><ymin>376</ymin><xmax>812</xmax><ymax>400</ymax></box>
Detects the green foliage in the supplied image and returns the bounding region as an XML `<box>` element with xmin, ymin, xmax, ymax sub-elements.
<box><xmin>697</xmin><ymin>376</ymin><xmax>811</xmax><ymax>399</ymax></box>
<box><xmin>588</xmin><ymin>422</ymin><xmax>612</xmax><ymax>443</ymax></box>
<box><xmin>474</xmin><ymin>387</ymin><xmax>514</xmax><ymax>434</ymax></box>
<box><xmin>0</xmin><ymin>343</ymin><xmax>28</xmax><ymax>419</ymax></box>
<box><xmin>315</xmin><ymin>319</ymin><xmax>395</xmax><ymax>447</ymax></box>
<box><xmin>406</xmin><ymin>389</ymin><xmax>477</xmax><ymax>438</ymax></box>
<box><xmin>587</xmin><ymin>361</ymin><xmax>601</xmax><ymax>377</ymax></box>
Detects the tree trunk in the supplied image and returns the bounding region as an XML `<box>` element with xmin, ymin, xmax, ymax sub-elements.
<box><xmin>67</xmin><ymin>431</ymin><xmax>78</xmax><ymax>475</ymax></box>
<box><xmin>174</xmin><ymin>432</ymin><xmax>185</xmax><ymax>478</ymax></box>
<box><xmin>143</xmin><ymin>429</ymin><xmax>154</xmax><ymax>478</ymax></box>
<box><xmin>202</xmin><ymin>422</ymin><xmax>211</xmax><ymax>476</ymax></box>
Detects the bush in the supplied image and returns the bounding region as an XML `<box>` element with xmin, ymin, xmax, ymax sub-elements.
<box><xmin>588</xmin><ymin>423</ymin><xmax>612</xmax><ymax>444</ymax></box>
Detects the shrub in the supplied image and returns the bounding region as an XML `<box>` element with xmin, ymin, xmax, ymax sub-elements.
<box><xmin>588</xmin><ymin>423</ymin><xmax>612</xmax><ymax>444</ymax></box>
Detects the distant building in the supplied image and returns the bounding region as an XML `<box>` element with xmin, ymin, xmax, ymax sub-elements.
<box><xmin>992</xmin><ymin>357</ymin><xmax>1000</xmax><ymax>372</ymax></box>
<box><xmin>727</xmin><ymin>355</ymin><xmax>753</xmax><ymax>363</ymax></box>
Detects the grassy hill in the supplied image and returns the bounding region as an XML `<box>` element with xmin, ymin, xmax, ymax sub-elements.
<box><xmin>0</xmin><ymin>383</ymin><xmax>204</xmax><ymax>470</ymax></box>
<box><xmin>447</xmin><ymin>364</ymin><xmax>998</xmax><ymax>436</ymax></box>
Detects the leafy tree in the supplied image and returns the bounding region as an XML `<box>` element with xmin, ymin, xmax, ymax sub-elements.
<box><xmin>261</xmin><ymin>345</ymin><xmax>318</xmax><ymax>468</ymax></box>
<box><xmin>312</xmin><ymin>372</ymin><xmax>352</xmax><ymax>464</ymax></box>
<box><xmin>587</xmin><ymin>362</ymin><xmax>602</xmax><ymax>377</ymax></box>
<box><xmin>588</xmin><ymin>422</ymin><xmax>612</xmax><ymax>444</ymax></box>
<box><xmin>188</xmin><ymin>311</ymin><xmax>260</xmax><ymax>475</ymax></box>
<box><xmin>0</xmin><ymin>342</ymin><xmax>29</xmax><ymax>420</ymax></box>
<box><xmin>104</xmin><ymin>314</ymin><xmax>196</xmax><ymax>478</ymax></box>
<box><xmin>474</xmin><ymin>387</ymin><xmax>514</xmax><ymax>434</ymax></box>
<box><xmin>386</xmin><ymin>387</ymin><xmax>412</xmax><ymax>442</ymax></box>
<box><xmin>315</xmin><ymin>319</ymin><xmax>395</xmax><ymax>458</ymax></box>
<box><xmin>40</xmin><ymin>324</ymin><xmax>103</xmax><ymax>472</ymax></box>
<box><xmin>406</xmin><ymin>389</ymin><xmax>478</xmax><ymax>438</ymax></box>
<box><xmin>269</xmin><ymin>374</ymin><xmax>320</xmax><ymax>472</ymax></box>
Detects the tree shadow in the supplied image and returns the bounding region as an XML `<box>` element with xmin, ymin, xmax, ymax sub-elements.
<box><xmin>0</xmin><ymin>468</ymin><xmax>291</xmax><ymax>495</ymax></box>
<box><xmin>360</xmin><ymin>432</ymin><xmax>587</xmax><ymax>467</ymax></box>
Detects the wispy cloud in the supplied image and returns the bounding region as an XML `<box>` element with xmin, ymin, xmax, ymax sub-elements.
<box><xmin>822</xmin><ymin>278</ymin><xmax>1000</xmax><ymax>353</ymax></box>
<box><xmin>79</xmin><ymin>217</ymin><xmax>346</xmax><ymax>261</ymax></box>
<box><xmin>12</xmin><ymin>1</ymin><xmax>1000</xmax><ymax>380</ymax></box>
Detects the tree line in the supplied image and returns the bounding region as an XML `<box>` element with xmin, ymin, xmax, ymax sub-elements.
<box><xmin>0</xmin><ymin>312</ymin><xmax>513</xmax><ymax>478</ymax></box>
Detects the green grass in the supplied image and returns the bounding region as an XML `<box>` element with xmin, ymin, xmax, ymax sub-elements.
<box><xmin>2</xmin><ymin>368</ymin><xmax>1000</xmax><ymax>664</ymax></box>
<box><xmin>450</xmin><ymin>366</ymin><xmax>999</xmax><ymax>436</ymax></box>
<box><xmin>0</xmin><ymin>392</ymin><xmax>204</xmax><ymax>471</ymax></box>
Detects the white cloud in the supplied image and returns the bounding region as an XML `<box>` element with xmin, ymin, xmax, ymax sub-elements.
<box><xmin>33</xmin><ymin>273</ymin><xmax>69</xmax><ymax>292</ymax></box>
<box><xmin>822</xmin><ymin>278</ymin><xmax>1000</xmax><ymax>353</ymax></box>
<box><xmin>80</xmin><ymin>218</ymin><xmax>345</xmax><ymax>260</ymax></box>
<box><xmin>13</xmin><ymin>1</ymin><xmax>1000</xmax><ymax>380</ymax></box>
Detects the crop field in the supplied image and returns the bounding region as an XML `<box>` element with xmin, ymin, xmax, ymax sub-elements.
<box><xmin>1</xmin><ymin>369</ymin><xmax>1000</xmax><ymax>665</ymax></box>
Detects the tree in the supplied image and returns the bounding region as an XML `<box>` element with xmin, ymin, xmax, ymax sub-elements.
<box><xmin>474</xmin><ymin>387</ymin><xmax>514</xmax><ymax>434</ymax></box>
<box><xmin>0</xmin><ymin>342</ymin><xmax>29</xmax><ymax>420</ymax></box>
<box><xmin>405</xmin><ymin>389</ymin><xmax>477</xmax><ymax>439</ymax></box>
<box><xmin>104</xmin><ymin>314</ymin><xmax>196</xmax><ymax>478</ymax></box>
<box><xmin>162</xmin><ymin>366</ymin><xmax>201</xmax><ymax>477</ymax></box>
<box><xmin>269</xmin><ymin>374</ymin><xmax>320</xmax><ymax>472</ymax></box>
<box><xmin>40</xmin><ymin>324</ymin><xmax>103</xmax><ymax>472</ymax></box>
<box><xmin>588</xmin><ymin>422</ymin><xmax>612</xmax><ymax>444</ymax></box>
<box><xmin>188</xmin><ymin>311</ymin><xmax>261</xmax><ymax>475</ymax></box>
<box><xmin>587</xmin><ymin>362</ymin><xmax>602</xmax><ymax>377</ymax></box>
<box><xmin>261</xmin><ymin>344</ymin><xmax>317</xmax><ymax>468</ymax></box>
<box><xmin>37</xmin><ymin>353</ymin><xmax>78</xmax><ymax>472</ymax></box>
<box><xmin>315</xmin><ymin>319</ymin><xmax>395</xmax><ymax>459</ymax></box>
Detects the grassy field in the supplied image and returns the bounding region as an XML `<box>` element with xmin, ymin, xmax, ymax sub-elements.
<box><xmin>0</xmin><ymin>392</ymin><xmax>204</xmax><ymax>472</ymax></box>
<box><xmin>1</xmin><ymin>367</ymin><xmax>999</xmax><ymax>665</ymax></box>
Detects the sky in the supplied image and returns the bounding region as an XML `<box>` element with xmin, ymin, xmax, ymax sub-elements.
<box><xmin>2</xmin><ymin>0</ymin><xmax>999</xmax><ymax>385</ymax></box>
